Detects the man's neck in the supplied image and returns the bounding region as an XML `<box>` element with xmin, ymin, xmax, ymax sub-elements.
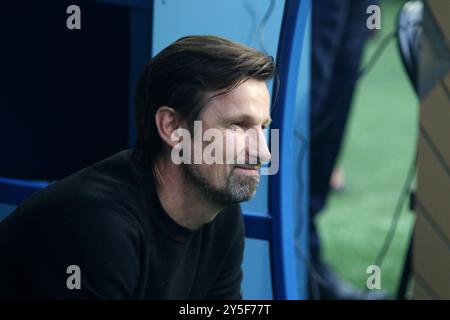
<box><xmin>152</xmin><ymin>156</ymin><xmax>224</xmax><ymax>230</ymax></box>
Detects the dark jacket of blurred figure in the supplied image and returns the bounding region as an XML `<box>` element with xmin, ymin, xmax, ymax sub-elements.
<box><xmin>308</xmin><ymin>0</ymin><xmax>387</xmax><ymax>300</ymax></box>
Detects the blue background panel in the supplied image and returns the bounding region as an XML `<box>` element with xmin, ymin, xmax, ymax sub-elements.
<box><xmin>242</xmin><ymin>238</ymin><xmax>273</xmax><ymax>300</ymax></box>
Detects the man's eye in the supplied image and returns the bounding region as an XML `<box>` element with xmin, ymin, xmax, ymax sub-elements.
<box><xmin>229</xmin><ymin>122</ymin><xmax>244</xmax><ymax>129</ymax></box>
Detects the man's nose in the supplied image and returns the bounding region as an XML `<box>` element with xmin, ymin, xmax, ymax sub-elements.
<box><xmin>246</xmin><ymin>127</ymin><xmax>271</xmax><ymax>165</ymax></box>
<box><xmin>258</xmin><ymin>128</ymin><xmax>271</xmax><ymax>164</ymax></box>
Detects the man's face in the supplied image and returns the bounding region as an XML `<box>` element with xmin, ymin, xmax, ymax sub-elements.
<box><xmin>183</xmin><ymin>79</ymin><xmax>271</xmax><ymax>205</ymax></box>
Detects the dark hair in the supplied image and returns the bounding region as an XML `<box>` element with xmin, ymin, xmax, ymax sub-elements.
<box><xmin>134</xmin><ymin>35</ymin><xmax>275</xmax><ymax>165</ymax></box>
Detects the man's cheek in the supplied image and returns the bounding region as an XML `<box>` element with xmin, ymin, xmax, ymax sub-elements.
<box><xmin>223</xmin><ymin>133</ymin><xmax>235</xmax><ymax>164</ymax></box>
<box><xmin>224</xmin><ymin>132</ymin><xmax>247</xmax><ymax>164</ymax></box>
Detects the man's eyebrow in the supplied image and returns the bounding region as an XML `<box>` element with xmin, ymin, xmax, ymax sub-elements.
<box><xmin>225</xmin><ymin>114</ymin><xmax>272</xmax><ymax>127</ymax></box>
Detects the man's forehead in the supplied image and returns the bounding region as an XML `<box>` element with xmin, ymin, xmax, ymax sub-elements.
<box><xmin>215</xmin><ymin>79</ymin><xmax>269</xmax><ymax>100</ymax></box>
<box><xmin>204</xmin><ymin>80</ymin><xmax>270</xmax><ymax>117</ymax></box>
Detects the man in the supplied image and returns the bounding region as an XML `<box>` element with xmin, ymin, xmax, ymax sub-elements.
<box><xmin>0</xmin><ymin>35</ymin><xmax>274</xmax><ymax>299</ymax></box>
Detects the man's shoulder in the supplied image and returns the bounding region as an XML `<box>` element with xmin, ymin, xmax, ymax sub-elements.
<box><xmin>7</xmin><ymin>149</ymin><xmax>149</xmax><ymax>226</ymax></box>
<box><xmin>0</xmin><ymin>149</ymin><xmax>152</xmax><ymax>259</ymax></box>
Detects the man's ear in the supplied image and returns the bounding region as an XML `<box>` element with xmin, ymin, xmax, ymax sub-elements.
<box><xmin>154</xmin><ymin>106</ymin><xmax>183</xmax><ymax>148</ymax></box>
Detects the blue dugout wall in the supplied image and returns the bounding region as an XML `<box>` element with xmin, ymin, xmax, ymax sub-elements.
<box><xmin>0</xmin><ymin>0</ymin><xmax>311</xmax><ymax>300</ymax></box>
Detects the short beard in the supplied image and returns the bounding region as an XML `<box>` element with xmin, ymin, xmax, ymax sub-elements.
<box><xmin>183</xmin><ymin>164</ymin><xmax>260</xmax><ymax>205</ymax></box>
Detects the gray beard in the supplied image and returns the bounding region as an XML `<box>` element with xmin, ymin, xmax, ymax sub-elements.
<box><xmin>183</xmin><ymin>164</ymin><xmax>260</xmax><ymax>205</ymax></box>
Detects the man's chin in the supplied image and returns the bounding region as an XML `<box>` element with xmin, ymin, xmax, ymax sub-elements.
<box><xmin>226</xmin><ymin>176</ymin><xmax>259</xmax><ymax>203</ymax></box>
<box><xmin>183</xmin><ymin>164</ymin><xmax>260</xmax><ymax>204</ymax></box>
<box><xmin>236</xmin><ymin>191</ymin><xmax>257</xmax><ymax>203</ymax></box>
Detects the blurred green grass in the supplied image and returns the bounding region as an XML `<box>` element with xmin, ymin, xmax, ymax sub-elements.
<box><xmin>316</xmin><ymin>0</ymin><xmax>418</xmax><ymax>296</ymax></box>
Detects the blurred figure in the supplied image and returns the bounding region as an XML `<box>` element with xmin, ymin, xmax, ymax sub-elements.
<box><xmin>308</xmin><ymin>0</ymin><xmax>388</xmax><ymax>299</ymax></box>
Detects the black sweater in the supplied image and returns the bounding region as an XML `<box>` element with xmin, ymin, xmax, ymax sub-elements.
<box><xmin>0</xmin><ymin>149</ymin><xmax>244</xmax><ymax>299</ymax></box>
